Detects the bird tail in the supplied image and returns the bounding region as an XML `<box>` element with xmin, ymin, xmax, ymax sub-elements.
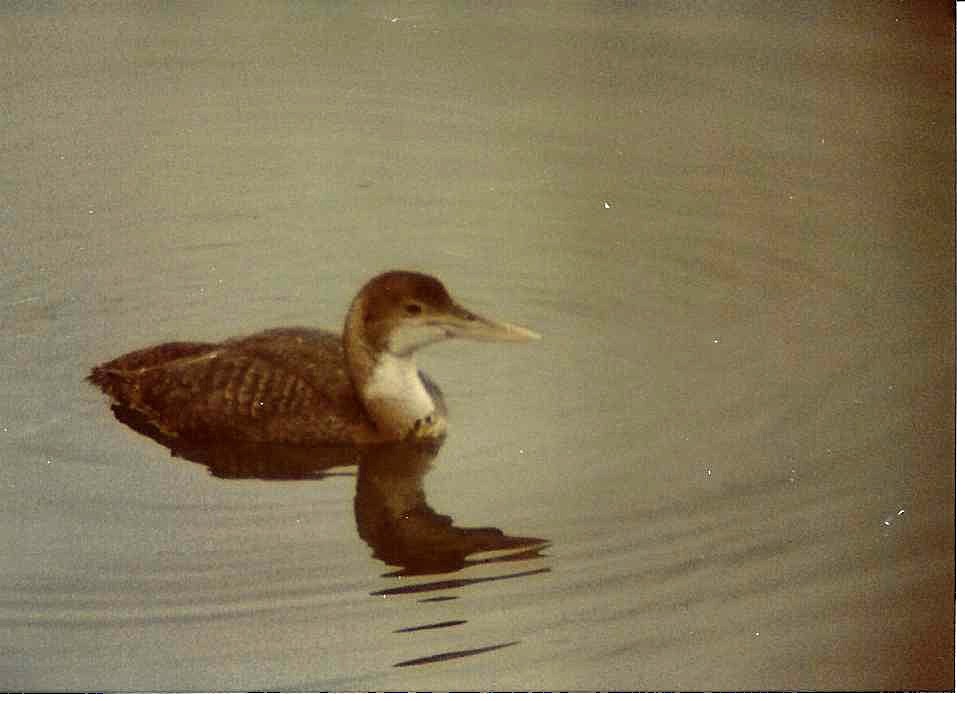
<box><xmin>88</xmin><ymin>341</ymin><xmax>218</xmax><ymax>403</ymax></box>
<box><xmin>87</xmin><ymin>364</ymin><xmax>141</xmax><ymax>406</ymax></box>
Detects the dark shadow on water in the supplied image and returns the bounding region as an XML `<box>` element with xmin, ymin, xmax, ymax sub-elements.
<box><xmin>394</xmin><ymin>641</ymin><xmax>520</xmax><ymax>668</ymax></box>
<box><xmin>109</xmin><ymin>403</ymin><xmax>551</xmax><ymax>671</ymax></box>
<box><xmin>372</xmin><ymin>566</ymin><xmax>552</xmax><ymax>597</ymax></box>
<box><xmin>111</xmin><ymin>404</ymin><xmax>362</xmax><ymax>479</ymax></box>
<box><xmin>354</xmin><ymin>439</ymin><xmax>549</xmax><ymax>577</ymax></box>
<box><xmin>394</xmin><ymin>620</ymin><xmax>467</xmax><ymax>633</ymax></box>
<box><xmin>109</xmin><ymin>404</ymin><xmax>550</xmax><ymax>576</ymax></box>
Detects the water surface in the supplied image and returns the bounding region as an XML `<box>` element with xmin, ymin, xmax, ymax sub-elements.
<box><xmin>1</xmin><ymin>1</ymin><xmax>954</xmax><ymax>691</ymax></box>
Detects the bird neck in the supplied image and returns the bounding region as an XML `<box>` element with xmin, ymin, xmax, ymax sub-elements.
<box><xmin>344</xmin><ymin>297</ymin><xmax>437</xmax><ymax>439</ymax></box>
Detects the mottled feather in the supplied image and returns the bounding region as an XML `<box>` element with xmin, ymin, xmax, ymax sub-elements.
<box><xmin>88</xmin><ymin>327</ymin><xmax>379</xmax><ymax>443</ymax></box>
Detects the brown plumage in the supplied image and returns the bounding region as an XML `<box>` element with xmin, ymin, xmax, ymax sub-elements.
<box><xmin>88</xmin><ymin>328</ymin><xmax>376</xmax><ymax>443</ymax></box>
<box><xmin>88</xmin><ymin>271</ymin><xmax>539</xmax><ymax>445</ymax></box>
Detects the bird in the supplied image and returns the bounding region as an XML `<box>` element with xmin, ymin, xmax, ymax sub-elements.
<box><xmin>88</xmin><ymin>271</ymin><xmax>539</xmax><ymax>445</ymax></box>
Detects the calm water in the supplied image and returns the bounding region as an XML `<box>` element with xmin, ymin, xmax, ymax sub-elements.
<box><xmin>1</xmin><ymin>1</ymin><xmax>954</xmax><ymax>691</ymax></box>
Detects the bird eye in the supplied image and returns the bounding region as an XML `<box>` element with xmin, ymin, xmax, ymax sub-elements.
<box><xmin>404</xmin><ymin>303</ymin><xmax>423</xmax><ymax>315</ymax></box>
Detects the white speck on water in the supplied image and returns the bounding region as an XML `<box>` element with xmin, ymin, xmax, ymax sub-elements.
<box><xmin>882</xmin><ymin>507</ymin><xmax>906</xmax><ymax>529</ymax></box>
<box><xmin>602</xmin><ymin>200</ymin><xmax>611</xmax><ymax>209</ymax></box>
<box><xmin>87</xmin><ymin>209</ymin><xmax>95</xmax><ymax>215</ymax></box>
<box><xmin>712</xmin><ymin>337</ymin><xmax>720</xmax><ymax>344</ymax></box>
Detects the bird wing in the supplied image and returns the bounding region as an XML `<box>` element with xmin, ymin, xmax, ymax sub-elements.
<box><xmin>90</xmin><ymin>328</ymin><xmax>376</xmax><ymax>443</ymax></box>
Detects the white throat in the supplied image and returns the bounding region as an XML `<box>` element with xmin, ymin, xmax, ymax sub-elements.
<box><xmin>363</xmin><ymin>352</ymin><xmax>436</xmax><ymax>436</ymax></box>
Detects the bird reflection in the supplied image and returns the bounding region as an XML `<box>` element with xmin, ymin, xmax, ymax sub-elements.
<box><xmin>109</xmin><ymin>405</ymin><xmax>362</xmax><ymax>478</ymax></box>
<box><xmin>108</xmin><ymin>405</ymin><xmax>548</xmax><ymax>575</ymax></box>
<box><xmin>354</xmin><ymin>439</ymin><xmax>547</xmax><ymax>575</ymax></box>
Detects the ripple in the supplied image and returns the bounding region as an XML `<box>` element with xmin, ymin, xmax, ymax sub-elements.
<box><xmin>395</xmin><ymin>641</ymin><xmax>519</xmax><ymax>668</ymax></box>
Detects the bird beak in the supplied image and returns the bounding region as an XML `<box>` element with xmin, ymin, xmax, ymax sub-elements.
<box><xmin>438</xmin><ymin>303</ymin><xmax>541</xmax><ymax>343</ymax></box>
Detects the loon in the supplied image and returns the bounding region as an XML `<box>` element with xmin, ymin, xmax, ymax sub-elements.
<box><xmin>88</xmin><ymin>271</ymin><xmax>539</xmax><ymax>444</ymax></box>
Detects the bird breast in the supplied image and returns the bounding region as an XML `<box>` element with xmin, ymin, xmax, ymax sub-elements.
<box><xmin>362</xmin><ymin>353</ymin><xmax>437</xmax><ymax>436</ymax></box>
